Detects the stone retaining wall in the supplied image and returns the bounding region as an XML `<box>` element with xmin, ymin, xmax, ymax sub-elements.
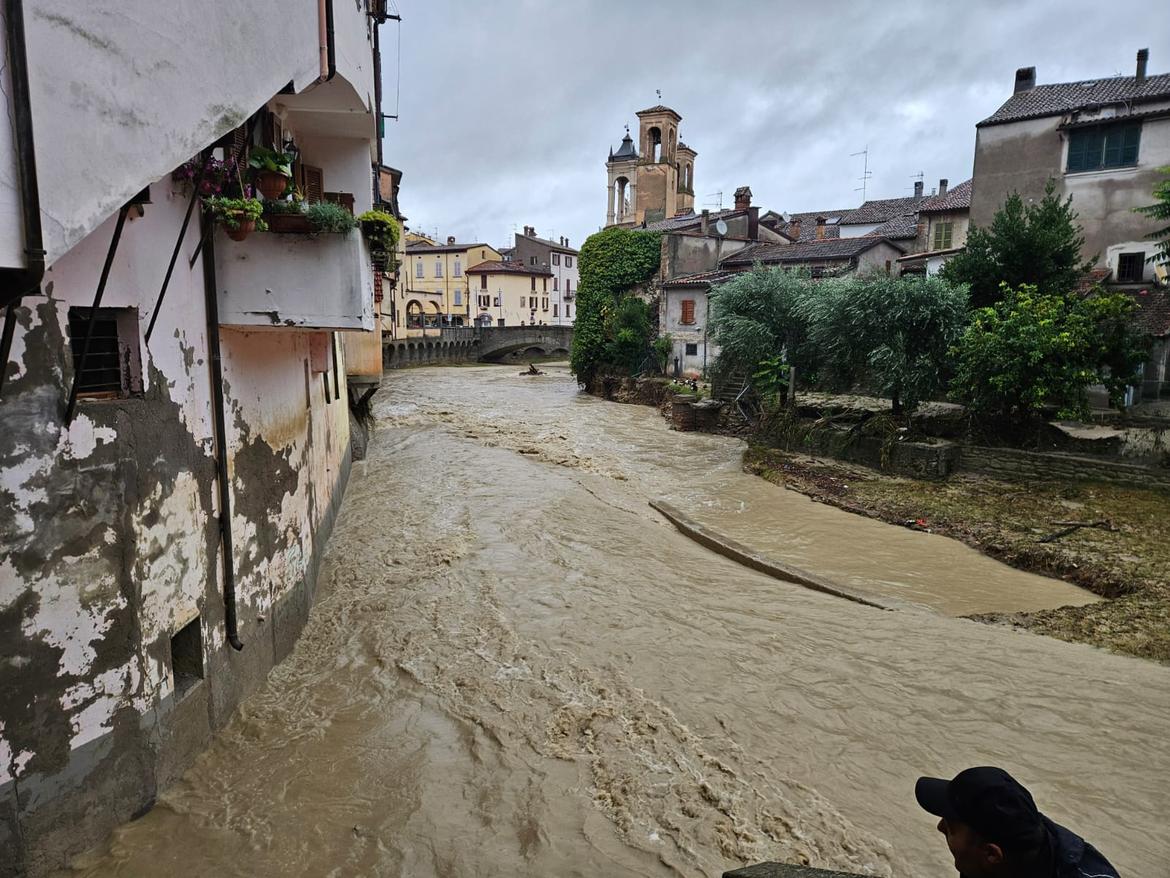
<box><xmin>958</xmin><ymin>445</ymin><xmax>1170</xmax><ymax>490</ymax></box>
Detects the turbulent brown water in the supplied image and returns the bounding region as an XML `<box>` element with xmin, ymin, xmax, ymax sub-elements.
<box><xmin>65</xmin><ymin>364</ymin><xmax>1170</xmax><ymax>877</ymax></box>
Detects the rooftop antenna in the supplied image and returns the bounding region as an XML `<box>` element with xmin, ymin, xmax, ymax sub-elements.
<box><xmin>911</xmin><ymin>170</ymin><xmax>924</xmax><ymax>194</ymax></box>
<box><xmin>704</xmin><ymin>190</ymin><xmax>723</xmax><ymax>210</ymax></box>
<box><xmin>851</xmin><ymin>145</ymin><xmax>872</xmax><ymax>202</ymax></box>
<box><xmin>656</xmin><ymin>88</ymin><xmax>662</xmax><ymax>101</ymax></box>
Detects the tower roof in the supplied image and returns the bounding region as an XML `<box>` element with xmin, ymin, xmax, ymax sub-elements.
<box><xmin>609</xmin><ymin>130</ymin><xmax>638</xmax><ymax>162</ymax></box>
<box><xmin>635</xmin><ymin>105</ymin><xmax>681</xmax><ymax>120</ymax></box>
<box><xmin>677</xmin><ymin>141</ymin><xmax>697</xmax><ymax>156</ymax></box>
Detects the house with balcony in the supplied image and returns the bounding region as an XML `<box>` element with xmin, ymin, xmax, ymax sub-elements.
<box><xmin>510</xmin><ymin>227</ymin><xmax>579</xmax><ymax>326</ymax></box>
<box><xmin>465</xmin><ymin>260</ymin><xmax>555</xmax><ymax>327</ymax></box>
<box><xmin>399</xmin><ymin>238</ymin><xmax>502</xmax><ymax>335</ymax></box>
<box><xmin>0</xmin><ymin>2</ymin><xmax>394</xmax><ymax>873</ymax></box>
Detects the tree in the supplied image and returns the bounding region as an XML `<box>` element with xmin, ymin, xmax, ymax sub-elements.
<box><xmin>603</xmin><ymin>296</ymin><xmax>653</xmax><ymax>374</ymax></box>
<box><xmin>950</xmin><ymin>285</ymin><xmax>1148</xmax><ymax>433</ymax></box>
<box><xmin>1135</xmin><ymin>165</ymin><xmax>1170</xmax><ymax>267</ymax></box>
<box><xmin>941</xmin><ymin>180</ymin><xmax>1092</xmax><ymax>308</ymax></box>
<box><xmin>708</xmin><ymin>266</ymin><xmax>819</xmax><ymax>384</ymax></box>
<box><xmin>570</xmin><ymin>227</ymin><xmax>660</xmax><ymax>385</ymax></box>
<box><xmin>800</xmin><ymin>273</ymin><xmax>968</xmax><ymax>413</ymax></box>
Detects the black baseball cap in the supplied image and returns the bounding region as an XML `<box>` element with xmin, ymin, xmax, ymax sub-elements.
<box><xmin>915</xmin><ymin>767</ymin><xmax>1048</xmax><ymax>851</ymax></box>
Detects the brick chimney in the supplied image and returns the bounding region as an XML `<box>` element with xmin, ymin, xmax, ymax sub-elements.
<box><xmin>815</xmin><ymin>217</ymin><xmax>826</xmax><ymax>240</ymax></box>
<box><xmin>788</xmin><ymin>217</ymin><xmax>802</xmax><ymax>241</ymax></box>
<box><xmin>1014</xmin><ymin>66</ymin><xmax>1036</xmax><ymax>93</ymax></box>
<box><xmin>446</xmin><ymin>235</ymin><xmax>456</xmax><ymax>245</ymax></box>
<box><xmin>734</xmin><ymin>186</ymin><xmax>752</xmax><ymax>210</ymax></box>
<box><xmin>914</xmin><ymin>180</ymin><xmax>924</xmax><ymax>198</ymax></box>
<box><xmin>938</xmin><ymin>178</ymin><xmax>948</xmax><ymax>197</ymax></box>
<box><xmin>1137</xmin><ymin>48</ymin><xmax>1149</xmax><ymax>84</ymax></box>
<box><xmin>700</xmin><ymin>209</ymin><xmax>710</xmax><ymax>235</ymax></box>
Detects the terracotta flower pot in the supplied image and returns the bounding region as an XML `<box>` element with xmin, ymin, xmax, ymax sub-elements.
<box><xmin>255</xmin><ymin>170</ymin><xmax>289</xmax><ymax>200</ymax></box>
<box><xmin>266</xmin><ymin>213</ymin><xmax>312</xmax><ymax>234</ymax></box>
<box><xmin>225</xmin><ymin>216</ymin><xmax>256</xmax><ymax>241</ymax></box>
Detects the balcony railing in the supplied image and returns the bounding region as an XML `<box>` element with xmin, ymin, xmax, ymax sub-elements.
<box><xmin>215</xmin><ymin>229</ymin><xmax>374</xmax><ymax>331</ymax></box>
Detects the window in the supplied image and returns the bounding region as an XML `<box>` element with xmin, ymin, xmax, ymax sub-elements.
<box><xmin>685</xmin><ymin>343</ymin><xmax>698</xmax><ymax>356</ymax></box>
<box><xmin>680</xmin><ymin>299</ymin><xmax>696</xmax><ymax>325</ymax></box>
<box><xmin>67</xmin><ymin>307</ymin><xmax>143</xmax><ymax>398</ymax></box>
<box><xmin>553</xmin><ymin>304</ymin><xmax>559</xmax><ymax>317</ymax></box>
<box><xmin>454</xmin><ymin>289</ymin><xmax>462</xmax><ymax>306</ymax></box>
<box><xmin>530</xmin><ymin>256</ymin><xmax>538</xmax><ymax>266</ymax></box>
<box><xmin>170</xmin><ymin>616</ymin><xmax>204</xmax><ymax>699</ymax></box>
<box><xmin>1117</xmin><ymin>252</ymin><xmax>1145</xmax><ymax>283</ymax></box>
<box><xmin>553</xmin><ymin>253</ymin><xmax>560</xmax><ymax>266</ymax></box>
<box><xmin>478</xmin><ymin>294</ymin><xmax>490</xmax><ymax>307</ymax></box>
<box><xmin>566</xmin><ymin>305</ymin><xmax>571</xmax><ymax>318</ymax></box>
<box><xmin>542</xmin><ymin>298</ymin><xmax>549</xmax><ymax>311</ymax></box>
<box><xmin>1066</xmin><ymin>122</ymin><xmax>1141</xmax><ymax>173</ymax></box>
<box><xmin>810</xmin><ymin>266</ymin><xmax>825</xmax><ymax>279</ymax></box>
<box><xmin>542</xmin><ymin>278</ymin><xmax>547</xmax><ymax>292</ymax></box>
<box><xmin>553</xmin><ymin>277</ymin><xmax>559</xmax><ymax>291</ymax></box>
<box><xmin>531</xmin><ymin>276</ymin><xmax>536</xmax><ymax>291</ymax></box>
<box><xmin>530</xmin><ymin>296</ymin><xmax>538</xmax><ymax>309</ymax></box>
<box><xmin>480</xmin><ymin>274</ymin><xmax>488</xmax><ymax>289</ymax></box>
<box><xmin>434</xmin><ymin>259</ymin><xmax>443</xmax><ymax>278</ymax></box>
<box><xmin>415</xmin><ymin>260</ymin><xmax>424</xmax><ymax>278</ymax></box>
<box><xmin>932</xmin><ymin>222</ymin><xmax>953</xmax><ymax>251</ymax></box>
<box><xmin>454</xmin><ymin>259</ymin><xmax>462</xmax><ymax>276</ymax></box>
<box><xmin>566</xmin><ymin>279</ymin><xmax>571</xmax><ymax>294</ymax></box>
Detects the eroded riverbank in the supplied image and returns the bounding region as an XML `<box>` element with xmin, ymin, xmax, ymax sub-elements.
<box><xmin>63</xmin><ymin>365</ymin><xmax>1170</xmax><ymax>877</ymax></box>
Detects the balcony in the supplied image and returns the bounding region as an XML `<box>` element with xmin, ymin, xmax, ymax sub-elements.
<box><xmin>215</xmin><ymin>228</ymin><xmax>374</xmax><ymax>331</ymax></box>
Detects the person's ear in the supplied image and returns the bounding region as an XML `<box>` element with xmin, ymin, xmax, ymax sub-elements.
<box><xmin>983</xmin><ymin>842</ymin><xmax>1005</xmax><ymax>866</ymax></box>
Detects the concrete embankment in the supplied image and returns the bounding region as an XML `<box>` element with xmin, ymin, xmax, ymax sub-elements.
<box><xmin>649</xmin><ymin>500</ymin><xmax>896</xmax><ymax>611</ymax></box>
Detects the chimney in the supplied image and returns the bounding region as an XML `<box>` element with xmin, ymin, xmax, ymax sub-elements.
<box><xmin>733</xmin><ymin>186</ymin><xmax>752</xmax><ymax>210</ymax></box>
<box><xmin>815</xmin><ymin>217</ymin><xmax>826</xmax><ymax>241</ymax></box>
<box><xmin>789</xmin><ymin>217</ymin><xmax>802</xmax><ymax>241</ymax></box>
<box><xmin>564</xmin><ymin>237</ymin><xmax>569</xmax><ymax>247</ymax></box>
<box><xmin>1137</xmin><ymin>48</ymin><xmax>1149</xmax><ymax>84</ymax></box>
<box><xmin>1014</xmin><ymin>66</ymin><xmax>1036</xmax><ymax>93</ymax></box>
<box><xmin>938</xmin><ymin>178</ymin><xmax>948</xmax><ymax>197</ymax></box>
<box><xmin>914</xmin><ymin>180</ymin><xmax>924</xmax><ymax>198</ymax></box>
<box><xmin>700</xmin><ymin>209</ymin><xmax>710</xmax><ymax>235</ymax></box>
<box><xmin>446</xmin><ymin>235</ymin><xmax>456</xmax><ymax>245</ymax></box>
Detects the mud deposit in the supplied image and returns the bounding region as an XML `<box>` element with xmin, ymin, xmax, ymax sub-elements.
<box><xmin>65</xmin><ymin>365</ymin><xmax>1170</xmax><ymax>877</ymax></box>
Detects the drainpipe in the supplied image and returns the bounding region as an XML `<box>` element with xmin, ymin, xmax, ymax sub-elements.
<box><xmin>199</xmin><ymin>201</ymin><xmax>244</xmax><ymax>652</ymax></box>
<box><xmin>1</xmin><ymin>0</ymin><xmax>46</xmax><ymax>308</ymax></box>
<box><xmin>317</xmin><ymin>0</ymin><xmax>336</xmax><ymax>83</ymax></box>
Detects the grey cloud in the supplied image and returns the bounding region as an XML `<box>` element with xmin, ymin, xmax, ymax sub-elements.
<box><xmin>382</xmin><ymin>0</ymin><xmax>1169</xmax><ymax>249</ymax></box>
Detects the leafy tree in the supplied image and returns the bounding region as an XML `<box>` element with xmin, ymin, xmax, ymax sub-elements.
<box><xmin>708</xmin><ymin>266</ymin><xmax>819</xmax><ymax>384</ymax></box>
<box><xmin>603</xmin><ymin>296</ymin><xmax>653</xmax><ymax>374</ymax></box>
<box><xmin>652</xmin><ymin>334</ymin><xmax>674</xmax><ymax>372</ymax></box>
<box><xmin>950</xmin><ymin>285</ymin><xmax>1148</xmax><ymax>431</ymax></box>
<box><xmin>1135</xmin><ymin>165</ymin><xmax>1170</xmax><ymax>267</ymax></box>
<box><xmin>800</xmin><ymin>273</ymin><xmax>968</xmax><ymax>413</ymax></box>
<box><xmin>941</xmin><ymin>180</ymin><xmax>1092</xmax><ymax>308</ymax></box>
<box><xmin>570</xmin><ymin>227</ymin><xmax>660</xmax><ymax>384</ymax></box>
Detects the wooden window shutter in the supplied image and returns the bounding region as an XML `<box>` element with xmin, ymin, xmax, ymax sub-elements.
<box><xmin>298</xmin><ymin>164</ymin><xmax>325</xmax><ymax>202</ymax></box>
<box><xmin>681</xmin><ymin>299</ymin><xmax>695</xmax><ymax>324</ymax></box>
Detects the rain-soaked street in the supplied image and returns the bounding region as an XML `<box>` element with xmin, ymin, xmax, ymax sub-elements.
<box><xmin>64</xmin><ymin>364</ymin><xmax>1170</xmax><ymax>877</ymax></box>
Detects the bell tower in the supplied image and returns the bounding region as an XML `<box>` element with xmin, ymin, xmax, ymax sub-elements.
<box><xmin>605</xmin><ymin>105</ymin><xmax>696</xmax><ymax>228</ymax></box>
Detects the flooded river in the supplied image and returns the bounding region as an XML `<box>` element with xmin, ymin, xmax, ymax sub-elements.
<box><xmin>66</xmin><ymin>365</ymin><xmax>1170</xmax><ymax>877</ymax></box>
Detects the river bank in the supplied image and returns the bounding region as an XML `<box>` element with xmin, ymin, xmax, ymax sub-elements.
<box><xmin>744</xmin><ymin>446</ymin><xmax>1170</xmax><ymax>662</ymax></box>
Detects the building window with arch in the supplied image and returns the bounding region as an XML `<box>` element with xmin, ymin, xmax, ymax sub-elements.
<box><xmin>406</xmin><ymin>300</ymin><xmax>424</xmax><ymax>329</ymax></box>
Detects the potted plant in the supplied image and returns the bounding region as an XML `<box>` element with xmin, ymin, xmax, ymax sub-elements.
<box><xmin>357</xmin><ymin>209</ymin><xmax>399</xmax><ymax>271</ymax></box>
<box><xmin>264</xmin><ymin>197</ymin><xmax>312</xmax><ymax>234</ymax></box>
<box><xmin>205</xmin><ymin>195</ymin><xmax>267</xmax><ymax>241</ymax></box>
<box><xmin>305</xmin><ymin>201</ymin><xmax>357</xmax><ymax>234</ymax></box>
<box><xmin>248</xmin><ymin>146</ymin><xmax>295</xmax><ymax>200</ymax></box>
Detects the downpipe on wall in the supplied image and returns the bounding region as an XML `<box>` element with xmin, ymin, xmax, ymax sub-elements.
<box><xmin>198</xmin><ymin>201</ymin><xmax>244</xmax><ymax>651</ymax></box>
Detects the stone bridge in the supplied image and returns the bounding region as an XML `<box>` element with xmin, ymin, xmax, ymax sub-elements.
<box><xmin>382</xmin><ymin>326</ymin><xmax>573</xmax><ymax>370</ymax></box>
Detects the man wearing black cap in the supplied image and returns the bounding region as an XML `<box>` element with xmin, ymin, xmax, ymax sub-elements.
<box><xmin>915</xmin><ymin>767</ymin><xmax>1119</xmax><ymax>877</ymax></box>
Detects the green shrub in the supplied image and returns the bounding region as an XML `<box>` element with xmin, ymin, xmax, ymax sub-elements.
<box><xmin>306</xmin><ymin>201</ymin><xmax>357</xmax><ymax>234</ymax></box>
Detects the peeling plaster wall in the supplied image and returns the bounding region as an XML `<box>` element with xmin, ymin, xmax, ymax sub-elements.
<box><xmin>0</xmin><ymin>169</ymin><xmax>353</xmax><ymax>876</ymax></box>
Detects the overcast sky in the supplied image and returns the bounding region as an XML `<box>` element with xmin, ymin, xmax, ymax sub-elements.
<box><xmin>382</xmin><ymin>1</ymin><xmax>1169</xmax><ymax>250</ymax></box>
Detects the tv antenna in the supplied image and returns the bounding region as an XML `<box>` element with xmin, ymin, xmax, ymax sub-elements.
<box><xmin>656</xmin><ymin>88</ymin><xmax>662</xmax><ymax>101</ymax></box>
<box><xmin>911</xmin><ymin>171</ymin><xmax>924</xmax><ymax>194</ymax></box>
<box><xmin>704</xmin><ymin>191</ymin><xmax>723</xmax><ymax>210</ymax></box>
<box><xmin>851</xmin><ymin>145</ymin><xmax>872</xmax><ymax>201</ymax></box>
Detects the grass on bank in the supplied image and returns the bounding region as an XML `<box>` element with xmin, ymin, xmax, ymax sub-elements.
<box><xmin>743</xmin><ymin>445</ymin><xmax>1170</xmax><ymax>663</ymax></box>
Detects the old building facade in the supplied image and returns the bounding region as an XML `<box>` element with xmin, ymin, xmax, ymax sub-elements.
<box><xmin>465</xmin><ymin>260</ymin><xmax>554</xmax><ymax>327</ymax></box>
<box><xmin>510</xmin><ymin>227</ymin><xmax>579</xmax><ymax>325</ymax></box>
<box><xmin>400</xmin><ymin>239</ymin><xmax>501</xmax><ymax>332</ymax></box>
<box><xmin>0</xmin><ymin>3</ymin><xmax>392</xmax><ymax>874</ymax></box>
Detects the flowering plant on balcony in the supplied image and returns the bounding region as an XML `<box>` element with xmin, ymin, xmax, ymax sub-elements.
<box><xmin>357</xmin><ymin>209</ymin><xmax>399</xmax><ymax>270</ymax></box>
<box><xmin>248</xmin><ymin>146</ymin><xmax>296</xmax><ymax>199</ymax></box>
<box><xmin>205</xmin><ymin>195</ymin><xmax>267</xmax><ymax>241</ymax></box>
<box><xmin>172</xmin><ymin>154</ymin><xmax>236</xmax><ymax>196</ymax></box>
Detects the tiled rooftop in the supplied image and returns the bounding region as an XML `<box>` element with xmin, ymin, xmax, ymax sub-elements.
<box><xmin>978</xmin><ymin>73</ymin><xmax>1170</xmax><ymax>126</ymax></box>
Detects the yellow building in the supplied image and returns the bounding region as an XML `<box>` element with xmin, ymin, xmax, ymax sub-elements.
<box><xmin>464</xmin><ymin>260</ymin><xmax>554</xmax><ymax>327</ymax></box>
<box><xmin>398</xmin><ymin>238</ymin><xmax>501</xmax><ymax>333</ymax></box>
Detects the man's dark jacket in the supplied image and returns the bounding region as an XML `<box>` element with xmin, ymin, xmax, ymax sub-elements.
<box><xmin>1047</xmin><ymin>817</ymin><xmax>1119</xmax><ymax>877</ymax></box>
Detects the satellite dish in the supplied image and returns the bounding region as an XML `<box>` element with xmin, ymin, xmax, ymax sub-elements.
<box><xmin>714</xmin><ymin>219</ymin><xmax>728</xmax><ymax>236</ymax></box>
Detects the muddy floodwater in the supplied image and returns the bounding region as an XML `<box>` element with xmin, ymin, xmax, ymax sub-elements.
<box><xmin>66</xmin><ymin>364</ymin><xmax>1170</xmax><ymax>877</ymax></box>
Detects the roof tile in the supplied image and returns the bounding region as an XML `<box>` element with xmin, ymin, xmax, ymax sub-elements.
<box><xmin>978</xmin><ymin>73</ymin><xmax>1170</xmax><ymax>126</ymax></box>
<box><xmin>918</xmin><ymin>179</ymin><xmax>973</xmax><ymax>213</ymax></box>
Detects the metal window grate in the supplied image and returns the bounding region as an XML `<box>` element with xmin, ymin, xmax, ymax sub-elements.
<box><xmin>1117</xmin><ymin>252</ymin><xmax>1145</xmax><ymax>284</ymax></box>
<box><xmin>68</xmin><ymin>309</ymin><xmax>126</xmax><ymax>395</ymax></box>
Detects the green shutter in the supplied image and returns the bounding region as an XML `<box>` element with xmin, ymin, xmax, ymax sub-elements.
<box><xmin>1120</xmin><ymin>124</ymin><xmax>1141</xmax><ymax>165</ymax></box>
<box><xmin>1067</xmin><ymin>129</ymin><xmax>1091</xmax><ymax>172</ymax></box>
